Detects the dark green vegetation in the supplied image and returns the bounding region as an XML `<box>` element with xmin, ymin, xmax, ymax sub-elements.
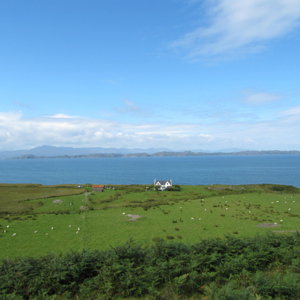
<box><xmin>1</xmin><ymin>233</ymin><xmax>300</xmax><ymax>299</ymax></box>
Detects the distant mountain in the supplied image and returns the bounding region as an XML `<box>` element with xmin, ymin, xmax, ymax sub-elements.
<box><xmin>0</xmin><ymin>145</ymin><xmax>170</xmax><ymax>159</ymax></box>
<box><xmin>1</xmin><ymin>145</ymin><xmax>300</xmax><ymax>159</ymax></box>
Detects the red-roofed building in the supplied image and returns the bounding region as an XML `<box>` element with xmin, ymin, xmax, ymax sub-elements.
<box><xmin>92</xmin><ymin>185</ymin><xmax>105</xmax><ymax>192</ymax></box>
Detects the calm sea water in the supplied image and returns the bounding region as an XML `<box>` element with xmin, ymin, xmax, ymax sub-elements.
<box><xmin>1</xmin><ymin>155</ymin><xmax>300</xmax><ymax>187</ymax></box>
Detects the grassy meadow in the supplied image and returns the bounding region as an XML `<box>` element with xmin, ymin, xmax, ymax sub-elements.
<box><xmin>0</xmin><ymin>183</ymin><xmax>300</xmax><ymax>260</ymax></box>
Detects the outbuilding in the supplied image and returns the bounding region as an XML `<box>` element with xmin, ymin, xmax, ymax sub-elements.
<box><xmin>92</xmin><ymin>184</ymin><xmax>105</xmax><ymax>192</ymax></box>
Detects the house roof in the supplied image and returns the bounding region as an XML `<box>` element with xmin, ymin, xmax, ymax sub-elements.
<box><xmin>155</xmin><ymin>180</ymin><xmax>172</xmax><ymax>185</ymax></box>
<box><xmin>92</xmin><ymin>185</ymin><xmax>105</xmax><ymax>188</ymax></box>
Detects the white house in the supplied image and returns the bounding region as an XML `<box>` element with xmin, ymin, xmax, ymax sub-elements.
<box><xmin>154</xmin><ymin>179</ymin><xmax>173</xmax><ymax>191</ymax></box>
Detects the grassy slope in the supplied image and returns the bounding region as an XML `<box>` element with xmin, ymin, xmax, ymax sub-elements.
<box><xmin>0</xmin><ymin>184</ymin><xmax>299</xmax><ymax>259</ymax></box>
<box><xmin>0</xmin><ymin>184</ymin><xmax>84</xmax><ymax>214</ymax></box>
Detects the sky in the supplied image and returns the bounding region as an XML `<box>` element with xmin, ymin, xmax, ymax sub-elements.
<box><xmin>1</xmin><ymin>0</ymin><xmax>300</xmax><ymax>151</ymax></box>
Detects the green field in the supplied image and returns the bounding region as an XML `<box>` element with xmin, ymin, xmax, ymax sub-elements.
<box><xmin>1</xmin><ymin>183</ymin><xmax>300</xmax><ymax>260</ymax></box>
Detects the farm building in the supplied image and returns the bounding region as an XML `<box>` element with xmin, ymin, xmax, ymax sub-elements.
<box><xmin>154</xmin><ymin>179</ymin><xmax>173</xmax><ymax>191</ymax></box>
<box><xmin>92</xmin><ymin>185</ymin><xmax>105</xmax><ymax>192</ymax></box>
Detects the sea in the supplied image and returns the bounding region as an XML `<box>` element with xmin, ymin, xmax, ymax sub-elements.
<box><xmin>1</xmin><ymin>155</ymin><xmax>300</xmax><ymax>187</ymax></box>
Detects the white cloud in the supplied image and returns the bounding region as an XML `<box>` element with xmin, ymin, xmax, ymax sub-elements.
<box><xmin>48</xmin><ymin>113</ymin><xmax>78</xmax><ymax>119</ymax></box>
<box><xmin>0</xmin><ymin>112</ymin><xmax>212</xmax><ymax>150</ymax></box>
<box><xmin>119</xmin><ymin>100</ymin><xmax>140</xmax><ymax>113</ymax></box>
<box><xmin>281</xmin><ymin>106</ymin><xmax>300</xmax><ymax>116</ymax></box>
<box><xmin>173</xmin><ymin>0</ymin><xmax>300</xmax><ymax>57</ymax></box>
<box><xmin>0</xmin><ymin>111</ymin><xmax>300</xmax><ymax>151</ymax></box>
<box><xmin>243</xmin><ymin>91</ymin><xmax>281</xmax><ymax>104</ymax></box>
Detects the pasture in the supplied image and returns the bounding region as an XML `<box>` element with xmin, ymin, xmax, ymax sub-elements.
<box><xmin>0</xmin><ymin>183</ymin><xmax>299</xmax><ymax>260</ymax></box>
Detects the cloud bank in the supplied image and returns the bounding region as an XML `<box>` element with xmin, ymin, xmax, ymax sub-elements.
<box><xmin>173</xmin><ymin>0</ymin><xmax>300</xmax><ymax>57</ymax></box>
<box><xmin>1</xmin><ymin>110</ymin><xmax>300</xmax><ymax>151</ymax></box>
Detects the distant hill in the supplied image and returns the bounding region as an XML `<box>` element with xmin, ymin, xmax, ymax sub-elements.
<box><xmin>0</xmin><ymin>145</ymin><xmax>170</xmax><ymax>159</ymax></box>
<box><xmin>1</xmin><ymin>146</ymin><xmax>300</xmax><ymax>159</ymax></box>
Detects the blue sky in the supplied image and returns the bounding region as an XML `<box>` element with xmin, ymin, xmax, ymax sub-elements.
<box><xmin>1</xmin><ymin>0</ymin><xmax>300</xmax><ymax>151</ymax></box>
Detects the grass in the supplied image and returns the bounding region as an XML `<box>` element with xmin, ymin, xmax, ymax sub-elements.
<box><xmin>0</xmin><ymin>183</ymin><xmax>299</xmax><ymax>260</ymax></box>
<box><xmin>0</xmin><ymin>183</ymin><xmax>84</xmax><ymax>215</ymax></box>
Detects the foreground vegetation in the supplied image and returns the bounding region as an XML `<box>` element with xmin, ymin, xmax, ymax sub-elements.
<box><xmin>1</xmin><ymin>233</ymin><xmax>300</xmax><ymax>299</ymax></box>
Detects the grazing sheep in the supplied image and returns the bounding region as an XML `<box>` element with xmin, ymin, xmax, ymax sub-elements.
<box><xmin>12</xmin><ymin>233</ymin><xmax>16</xmax><ymax>237</ymax></box>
